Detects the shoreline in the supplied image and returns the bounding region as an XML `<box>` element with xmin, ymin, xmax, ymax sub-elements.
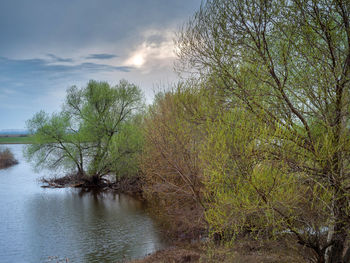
<box><xmin>27</xmin><ymin>167</ymin><xmax>304</xmax><ymax>262</ymax></box>
<box><xmin>9</xmin><ymin>169</ymin><xmax>304</xmax><ymax>262</ymax></box>
<box><xmin>0</xmin><ymin>136</ymin><xmax>34</xmax><ymax>144</ymax></box>
<box><xmin>129</xmin><ymin>244</ymin><xmax>202</xmax><ymax>263</ymax></box>
<box><xmin>40</xmin><ymin>173</ymin><xmax>144</xmax><ymax>198</ymax></box>
<box><xmin>0</xmin><ymin>142</ymin><xmax>32</xmax><ymax>144</ymax></box>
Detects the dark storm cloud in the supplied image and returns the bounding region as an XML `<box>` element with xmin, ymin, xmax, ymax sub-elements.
<box><xmin>86</xmin><ymin>54</ymin><xmax>118</xmax><ymax>60</ymax></box>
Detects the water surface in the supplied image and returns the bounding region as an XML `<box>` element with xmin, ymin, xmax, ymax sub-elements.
<box><xmin>0</xmin><ymin>144</ymin><xmax>165</xmax><ymax>263</ymax></box>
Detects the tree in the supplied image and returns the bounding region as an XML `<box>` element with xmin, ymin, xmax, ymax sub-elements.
<box><xmin>25</xmin><ymin>80</ymin><xmax>143</xmax><ymax>184</ymax></box>
<box><xmin>177</xmin><ymin>0</ymin><xmax>350</xmax><ymax>262</ymax></box>
<box><xmin>141</xmin><ymin>85</ymin><xmax>211</xmax><ymax>236</ymax></box>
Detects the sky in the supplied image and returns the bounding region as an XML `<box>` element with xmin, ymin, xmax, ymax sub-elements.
<box><xmin>0</xmin><ymin>0</ymin><xmax>202</xmax><ymax>130</ymax></box>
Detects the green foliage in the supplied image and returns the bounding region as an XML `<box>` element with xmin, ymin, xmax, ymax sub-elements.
<box><xmin>110</xmin><ymin>114</ymin><xmax>144</xmax><ymax>179</ymax></box>
<box><xmin>201</xmin><ymin>109</ymin><xmax>331</xmax><ymax>241</ymax></box>
<box><xmin>177</xmin><ymin>0</ymin><xmax>350</xmax><ymax>261</ymax></box>
<box><xmin>25</xmin><ymin>110</ymin><xmax>82</xmax><ymax>173</ymax></box>
<box><xmin>24</xmin><ymin>80</ymin><xmax>144</xmax><ymax>179</ymax></box>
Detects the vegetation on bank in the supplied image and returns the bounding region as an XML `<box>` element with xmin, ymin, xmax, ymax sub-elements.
<box><xmin>0</xmin><ymin>136</ymin><xmax>33</xmax><ymax>144</ymax></box>
<box><xmin>25</xmin><ymin>0</ymin><xmax>350</xmax><ymax>262</ymax></box>
<box><xmin>173</xmin><ymin>0</ymin><xmax>350</xmax><ymax>262</ymax></box>
<box><xmin>0</xmin><ymin>147</ymin><xmax>18</xmax><ymax>169</ymax></box>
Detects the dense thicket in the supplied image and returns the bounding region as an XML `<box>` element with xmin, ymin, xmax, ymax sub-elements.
<box><xmin>175</xmin><ymin>0</ymin><xmax>350</xmax><ymax>262</ymax></box>
<box><xmin>141</xmin><ymin>85</ymin><xmax>208</xmax><ymax>237</ymax></box>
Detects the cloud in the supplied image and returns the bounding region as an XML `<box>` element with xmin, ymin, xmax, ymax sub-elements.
<box><xmin>86</xmin><ymin>53</ymin><xmax>118</xmax><ymax>60</ymax></box>
<box><xmin>124</xmin><ymin>29</ymin><xmax>176</xmax><ymax>70</ymax></box>
<box><xmin>0</xmin><ymin>54</ymin><xmax>136</xmax><ymax>129</ymax></box>
<box><xmin>0</xmin><ymin>0</ymin><xmax>202</xmax><ymax>58</ymax></box>
<box><xmin>46</xmin><ymin>54</ymin><xmax>74</xmax><ymax>63</ymax></box>
<box><xmin>0</xmin><ymin>55</ymin><xmax>134</xmax><ymax>111</ymax></box>
<box><xmin>0</xmin><ymin>0</ymin><xmax>203</xmax><ymax>129</ymax></box>
<box><xmin>0</xmin><ymin>56</ymin><xmax>133</xmax><ymax>81</ymax></box>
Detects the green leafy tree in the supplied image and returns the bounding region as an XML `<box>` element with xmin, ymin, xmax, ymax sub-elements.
<box><xmin>177</xmin><ymin>0</ymin><xmax>350</xmax><ymax>262</ymax></box>
<box><xmin>25</xmin><ymin>80</ymin><xmax>143</xmax><ymax>183</ymax></box>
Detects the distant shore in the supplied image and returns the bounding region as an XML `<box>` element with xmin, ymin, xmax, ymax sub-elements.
<box><xmin>0</xmin><ymin>135</ymin><xmax>33</xmax><ymax>144</ymax></box>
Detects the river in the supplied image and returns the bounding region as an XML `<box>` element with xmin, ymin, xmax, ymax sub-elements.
<box><xmin>0</xmin><ymin>144</ymin><xmax>166</xmax><ymax>263</ymax></box>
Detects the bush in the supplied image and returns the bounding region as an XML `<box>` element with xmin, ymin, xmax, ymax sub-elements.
<box><xmin>141</xmin><ymin>84</ymin><xmax>210</xmax><ymax>239</ymax></box>
<box><xmin>0</xmin><ymin>147</ymin><xmax>18</xmax><ymax>169</ymax></box>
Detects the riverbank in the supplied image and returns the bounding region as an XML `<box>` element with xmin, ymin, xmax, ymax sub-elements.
<box><xmin>39</xmin><ymin>173</ymin><xmax>305</xmax><ymax>263</ymax></box>
<box><xmin>130</xmin><ymin>244</ymin><xmax>201</xmax><ymax>263</ymax></box>
<box><xmin>129</xmin><ymin>238</ymin><xmax>304</xmax><ymax>263</ymax></box>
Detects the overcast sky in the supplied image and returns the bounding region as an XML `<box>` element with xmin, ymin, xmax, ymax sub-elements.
<box><xmin>0</xmin><ymin>0</ymin><xmax>202</xmax><ymax>130</ymax></box>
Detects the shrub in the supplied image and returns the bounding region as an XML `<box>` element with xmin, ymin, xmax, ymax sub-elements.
<box><xmin>0</xmin><ymin>147</ymin><xmax>18</xmax><ymax>169</ymax></box>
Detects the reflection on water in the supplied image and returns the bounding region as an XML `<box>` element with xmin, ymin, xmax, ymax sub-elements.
<box><xmin>0</xmin><ymin>145</ymin><xmax>165</xmax><ymax>263</ymax></box>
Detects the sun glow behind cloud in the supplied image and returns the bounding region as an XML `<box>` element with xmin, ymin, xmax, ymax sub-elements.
<box><xmin>124</xmin><ymin>29</ymin><xmax>176</xmax><ymax>70</ymax></box>
<box><xmin>128</xmin><ymin>53</ymin><xmax>145</xmax><ymax>67</ymax></box>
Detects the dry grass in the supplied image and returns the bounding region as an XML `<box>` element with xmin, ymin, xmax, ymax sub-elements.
<box><xmin>127</xmin><ymin>237</ymin><xmax>306</xmax><ymax>263</ymax></box>
<box><xmin>145</xmin><ymin>199</ymin><xmax>207</xmax><ymax>242</ymax></box>
<box><xmin>129</xmin><ymin>245</ymin><xmax>201</xmax><ymax>263</ymax></box>
<box><xmin>200</xmin><ymin>238</ymin><xmax>305</xmax><ymax>263</ymax></box>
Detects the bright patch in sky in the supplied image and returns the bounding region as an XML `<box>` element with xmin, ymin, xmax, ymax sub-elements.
<box><xmin>125</xmin><ymin>30</ymin><xmax>177</xmax><ymax>73</ymax></box>
<box><xmin>125</xmin><ymin>41</ymin><xmax>176</xmax><ymax>68</ymax></box>
<box><xmin>128</xmin><ymin>53</ymin><xmax>145</xmax><ymax>68</ymax></box>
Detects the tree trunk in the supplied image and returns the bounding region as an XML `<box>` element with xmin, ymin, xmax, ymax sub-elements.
<box><xmin>325</xmin><ymin>197</ymin><xmax>348</xmax><ymax>263</ymax></box>
<box><xmin>91</xmin><ymin>174</ymin><xmax>102</xmax><ymax>186</ymax></box>
<box><xmin>343</xmin><ymin>247</ymin><xmax>350</xmax><ymax>263</ymax></box>
<box><xmin>326</xmin><ymin>228</ymin><xmax>347</xmax><ymax>263</ymax></box>
<box><xmin>319</xmin><ymin>256</ymin><xmax>326</xmax><ymax>263</ymax></box>
<box><xmin>77</xmin><ymin>166</ymin><xmax>84</xmax><ymax>177</ymax></box>
<box><xmin>325</xmin><ymin>200</ymin><xmax>335</xmax><ymax>263</ymax></box>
